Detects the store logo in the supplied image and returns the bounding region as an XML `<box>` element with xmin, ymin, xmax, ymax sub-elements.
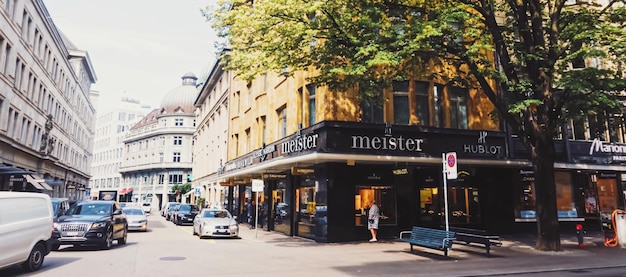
<box><xmin>589</xmin><ymin>139</ymin><xmax>626</xmax><ymax>155</ymax></box>
<box><xmin>463</xmin><ymin>131</ymin><xmax>502</xmax><ymax>155</ymax></box>
<box><xmin>478</xmin><ymin>131</ymin><xmax>487</xmax><ymax>144</ymax></box>
<box><xmin>351</xmin><ymin>135</ymin><xmax>424</xmax><ymax>151</ymax></box>
<box><xmin>253</xmin><ymin>144</ymin><xmax>276</xmax><ymax>161</ymax></box>
<box><xmin>281</xmin><ymin>133</ymin><xmax>319</xmax><ymax>154</ymax></box>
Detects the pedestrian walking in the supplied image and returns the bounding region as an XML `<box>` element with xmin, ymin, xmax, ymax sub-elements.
<box><xmin>368</xmin><ymin>200</ymin><xmax>380</xmax><ymax>242</ymax></box>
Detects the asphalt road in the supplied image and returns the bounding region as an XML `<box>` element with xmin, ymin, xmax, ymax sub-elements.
<box><xmin>3</xmin><ymin>213</ymin><xmax>626</xmax><ymax>277</ymax></box>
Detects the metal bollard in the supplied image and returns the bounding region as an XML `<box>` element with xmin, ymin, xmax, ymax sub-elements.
<box><xmin>576</xmin><ymin>224</ymin><xmax>586</xmax><ymax>248</ymax></box>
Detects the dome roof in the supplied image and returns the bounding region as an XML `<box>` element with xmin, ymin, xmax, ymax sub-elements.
<box><xmin>159</xmin><ymin>73</ymin><xmax>199</xmax><ymax>113</ymax></box>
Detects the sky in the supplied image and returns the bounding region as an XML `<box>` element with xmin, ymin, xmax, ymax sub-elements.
<box><xmin>43</xmin><ymin>0</ymin><xmax>219</xmax><ymax>113</ymax></box>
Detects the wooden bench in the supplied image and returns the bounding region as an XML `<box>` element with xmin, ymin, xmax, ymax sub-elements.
<box><xmin>399</xmin><ymin>226</ymin><xmax>456</xmax><ymax>256</ymax></box>
<box><xmin>449</xmin><ymin>227</ymin><xmax>502</xmax><ymax>255</ymax></box>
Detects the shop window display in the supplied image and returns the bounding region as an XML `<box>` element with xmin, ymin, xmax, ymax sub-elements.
<box><xmin>296</xmin><ymin>178</ymin><xmax>327</xmax><ymax>240</ymax></box>
<box><xmin>419</xmin><ymin>185</ymin><xmax>481</xmax><ymax>225</ymax></box>
<box><xmin>514</xmin><ymin>171</ymin><xmax>579</xmax><ymax>220</ymax></box>
<box><xmin>272</xmin><ymin>181</ymin><xmax>291</xmax><ymax>235</ymax></box>
<box><xmin>355</xmin><ymin>186</ymin><xmax>397</xmax><ymax>226</ymax></box>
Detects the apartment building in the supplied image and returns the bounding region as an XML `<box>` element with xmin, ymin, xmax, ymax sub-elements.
<box><xmin>192</xmin><ymin>57</ymin><xmax>233</xmax><ymax>208</ymax></box>
<box><xmin>119</xmin><ymin>73</ymin><xmax>197</xmax><ymax>209</ymax></box>
<box><xmin>0</xmin><ymin>0</ymin><xmax>97</xmax><ymax>200</ymax></box>
<box><xmin>89</xmin><ymin>97</ymin><xmax>151</xmax><ymax>201</ymax></box>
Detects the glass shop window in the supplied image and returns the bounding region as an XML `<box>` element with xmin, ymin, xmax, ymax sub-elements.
<box><xmin>355</xmin><ymin>186</ymin><xmax>397</xmax><ymax>226</ymax></box>
<box><xmin>514</xmin><ymin>171</ymin><xmax>578</xmax><ymax>220</ymax></box>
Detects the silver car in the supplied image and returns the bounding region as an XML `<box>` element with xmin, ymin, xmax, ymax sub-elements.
<box><xmin>193</xmin><ymin>208</ymin><xmax>239</xmax><ymax>238</ymax></box>
<box><xmin>123</xmin><ymin>207</ymin><xmax>148</xmax><ymax>232</ymax></box>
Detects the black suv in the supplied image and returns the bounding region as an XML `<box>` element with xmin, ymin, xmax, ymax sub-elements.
<box><xmin>173</xmin><ymin>204</ymin><xmax>199</xmax><ymax>225</ymax></box>
<box><xmin>51</xmin><ymin>200</ymin><xmax>128</xmax><ymax>250</ymax></box>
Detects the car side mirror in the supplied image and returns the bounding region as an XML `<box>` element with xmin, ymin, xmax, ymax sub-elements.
<box><xmin>113</xmin><ymin>209</ymin><xmax>123</xmax><ymax>215</ymax></box>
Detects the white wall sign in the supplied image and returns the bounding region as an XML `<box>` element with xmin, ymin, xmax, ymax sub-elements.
<box><xmin>252</xmin><ymin>179</ymin><xmax>264</xmax><ymax>192</ymax></box>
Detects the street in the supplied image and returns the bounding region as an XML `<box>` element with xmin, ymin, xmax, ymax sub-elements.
<box><xmin>3</xmin><ymin>213</ymin><xmax>626</xmax><ymax>277</ymax></box>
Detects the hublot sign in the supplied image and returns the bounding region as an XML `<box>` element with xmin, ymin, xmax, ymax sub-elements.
<box><xmin>463</xmin><ymin>131</ymin><xmax>502</xmax><ymax>155</ymax></box>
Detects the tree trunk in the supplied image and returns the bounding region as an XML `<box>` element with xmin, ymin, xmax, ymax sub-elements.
<box><xmin>531</xmin><ymin>132</ymin><xmax>562</xmax><ymax>251</ymax></box>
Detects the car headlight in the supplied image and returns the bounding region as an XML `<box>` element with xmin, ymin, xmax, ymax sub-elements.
<box><xmin>138</xmin><ymin>220</ymin><xmax>147</xmax><ymax>223</ymax></box>
<box><xmin>53</xmin><ymin>222</ymin><xmax>60</xmax><ymax>230</ymax></box>
<box><xmin>91</xmin><ymin>222</ymin><xmax>107</xmax><ymax>229</ymax></box>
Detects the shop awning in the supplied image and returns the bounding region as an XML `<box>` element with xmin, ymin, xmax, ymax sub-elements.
<box><xmin>25</xmin><ymin>174</ymin><xmax>53</xmax><ymax>191</ymax></box>
<box><xmin>120</xmin><ymin>188</ymin><xmax>134</xmax><ymax>195</ymax></box>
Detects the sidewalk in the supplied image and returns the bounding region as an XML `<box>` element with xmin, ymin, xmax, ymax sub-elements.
<box><xmin>236</xmin><ymin>226</ymin><xmax>626</xmax><ymax>276</ymax></box>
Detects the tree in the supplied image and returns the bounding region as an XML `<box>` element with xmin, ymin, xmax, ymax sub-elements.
<box><xmin>172</xmin><ymin>183</ymin><xmax>192</xmax><ymax>197</ymax></box>
<box><xmin>207</xmin><ymin>0</ymin><xmax>626</xmax><ymax>251</ymax></box>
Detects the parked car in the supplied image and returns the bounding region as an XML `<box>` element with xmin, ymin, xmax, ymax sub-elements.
<box><xmin>51</xmin><ymin>200</ymin><xmax>128</xmax><ymax>250</ymax></box>
<box><xmin>123</xmin><ymin>207</ymin><xmax>148</xmax><ymax>232</ymax></box>
<box><xmin>193</xmin><ymin>208</ymin><xmax>239</xmax><ymax>238</ymax></box>
<box><xmin>173</xmin><ymin>204</ymin><xmax>199</xmax><ymax>225</ymax></box>
<box><xmin>162</xmin><ymin>202</ymin><xmax>178</xmax><ymax>217</ymax></box>
<box><xmin>0</xmin><ymin>192</ymin><xmax>53</xmax><ymax>272</ymax></box>
<box><xmin>166</xmin><ymin>203</ymin><xmax>181</xmax><ymax>221</ymax></box>
<box><xmin>51</xmin><ymin>198</ymin><xmax>70</xmax><ymax>221</ymax></box>
<box><xmin>141</xmin><ymin>202</ymin><xmax>151</xmax><ymax>214</ymax></box>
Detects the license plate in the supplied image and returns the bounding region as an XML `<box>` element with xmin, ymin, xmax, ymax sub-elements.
<box><xmin>66</xmin><ymin>231</ymin><xmax>79</xmax><ymax>236</ymax></box>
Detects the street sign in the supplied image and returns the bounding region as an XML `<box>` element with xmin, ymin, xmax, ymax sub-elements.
<box><xmin>194</xmin><ymin>187</ymin><xmax>201</xmax><ymax>196</ymax></box>
<box><xmin>445</xmin><ymin>152</ymin><xmax>458</xmax><ymax>179</ymax></box>
<box><xmin>251</xmin><ymin>179</ymin><xmax>264</xmax><ymax>192</ymax></box>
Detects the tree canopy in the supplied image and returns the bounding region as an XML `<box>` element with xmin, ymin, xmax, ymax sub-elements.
<box><xmin>207</xmin><ymin>0</ymin><xmax>626</xmax><ymax>251</ymax></box>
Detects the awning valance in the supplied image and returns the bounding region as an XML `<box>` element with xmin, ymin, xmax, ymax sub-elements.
<box><xmin>25</xmin><ymin>174</ymin><xmax>53</xmax><ymax>191</ymax></box>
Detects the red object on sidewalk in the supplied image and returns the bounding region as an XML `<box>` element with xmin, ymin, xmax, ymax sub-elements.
<box><xmin>576</xmin><ymin>224</ymin><xmax>585</xmax><ymax>248</ymax></box>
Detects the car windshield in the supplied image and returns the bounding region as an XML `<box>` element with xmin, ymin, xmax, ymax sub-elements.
<box><xmin>67</xmin><ymin>203</ymin><xmax>111</xmax><ymax>215</ymax></box>
<box><xmin>123</xmin><ymin>208</ymin><xmax>144</xmax><ymax>215</ymax></box>
<box><xmin>203</xmin><ymin>210</ymin><xmax>231</xmax><ymax>218</ymax></box>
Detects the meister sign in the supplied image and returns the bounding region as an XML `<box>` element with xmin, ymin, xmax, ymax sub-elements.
<box><xmin>281</xmin><ymin>134</ymin><xmax>319</xmax><ymax>154</ymax></box>
<box><xmin>351</xmin><ymin>135</ymin><xmax>424</xmax><ymax>151</ymax></box>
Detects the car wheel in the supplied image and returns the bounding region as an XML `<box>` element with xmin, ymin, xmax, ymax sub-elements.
<box><xmin>101</xmin><ymin>229</ymin><xmax>113</xmax><ymax>250</ymax></box>
<box><xmin>22</xmin><ymin>242</ymin><xmax>45</xmax><ymax>272</ymax></box>
<box><xmin>118</xmin><ymin>228</ymin><xmax>128</xmax><ymax>245</ymax></box>
<box><xmin>51</xmin><ymin>244</ymin><xmax>60</xmax><ymax>251</ymax></box>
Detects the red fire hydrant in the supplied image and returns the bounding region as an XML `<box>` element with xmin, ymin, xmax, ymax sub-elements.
<box><xmin>576</xmin><ymin>224</ymin><xmax>586</xmax><ymax>248</ymax></box>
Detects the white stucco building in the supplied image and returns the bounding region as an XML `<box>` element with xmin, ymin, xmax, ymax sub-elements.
<box><xmin>119</xmin><ymin>73</ymin><xmax>198</xmax><ymax>209</ymax></box>
<box><xmin>192</xmin><ymin>56</ymin><xmax>232</xmax><ymax>208</ymax></box>
<box><xmin>89</xmin><ymin>97</ymin><xmax>151</xmax><ymax>200</ymax></box>
<box><xmin>0</xmin><ymin>0</ymin><xmax>97</xmax><ymax>200</ymax></box>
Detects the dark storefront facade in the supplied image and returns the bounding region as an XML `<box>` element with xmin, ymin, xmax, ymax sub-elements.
<box><xmin>217</xmin><ymin>121</ymin><xmax>626</xmax><ymax>242</ymax></box>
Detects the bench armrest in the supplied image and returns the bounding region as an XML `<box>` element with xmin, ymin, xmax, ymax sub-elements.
<box><xmin>399</xmin><ymin>231</ymin><xmax>411</xmax><ymax>239</ymax></box>
<box><xmin>443</xmin><ymin>237</ymin><xmax>455</xmax><ymax>246</ymax></box>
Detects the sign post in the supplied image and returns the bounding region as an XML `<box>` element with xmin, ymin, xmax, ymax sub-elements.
<box><xmin>442</xmin><ymin>152</ymin><xmax>458</xmax><ymax>232</ymax></box>
<box><xmin>251</xmin><ymin>179</ymin><xmax>264</xmax><ymax>238</ymax></box>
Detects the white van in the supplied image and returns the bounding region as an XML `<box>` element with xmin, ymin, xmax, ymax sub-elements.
<box><xmin>0</xmin><ymin>192</ymin><xmax>53</xmax><ymax>272</ymax></box>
